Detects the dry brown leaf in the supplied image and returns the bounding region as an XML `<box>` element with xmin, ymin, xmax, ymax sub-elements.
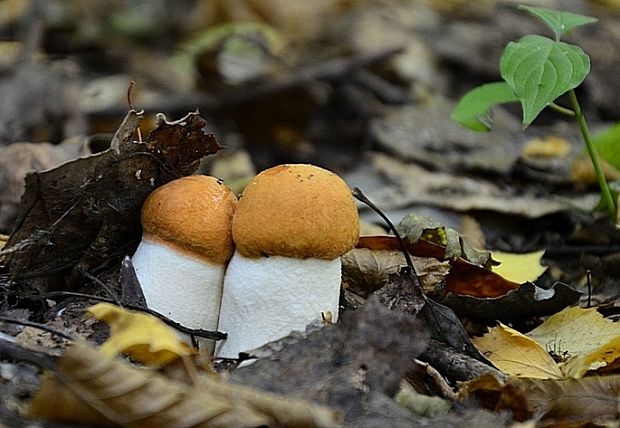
<box><xmin>459</xmin><ymin>214</ymin><xmax>485</xmax><ymax>250</ymax></box>
<box><xmin>30</xmin><ymin>341</ymin><xmax>341</xmax><ymax>428</ymax></box>
<box><xmin>459</xmin><ymin>371</ymin><xmax>620</xmax><ymax>425</ymax></box>
<box><xmin>3</xmin><ymin>110</ymin><xmax>221</xmax><ymax>290</ymax></box>
<box><xmin>355</xmin><ymin>235</ymin><xmax>519</xmax><ymax>298</ymax></box>
<box><xmin>342</xmin><ymin>244</ymin><xmax>450</xmax><ymax>297</ymax></box>
<box><xmin>342</xmin><ymin>248</ymin><xmax>405</xmax><ymax>297</ymax></box>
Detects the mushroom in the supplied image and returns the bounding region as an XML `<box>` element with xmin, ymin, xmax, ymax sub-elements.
<box><xmin>216</xmin><ymin>164</ymin><xmax>359</xmax><ymax>358</ymax></box>
<box><xmin>132</xmin><ymin>176</ymin><xmax>237</xmax><ymax>346</ymax></box>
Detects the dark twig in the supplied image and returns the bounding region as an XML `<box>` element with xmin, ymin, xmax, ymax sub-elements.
<box><xmin>352</xmin><ymin>187</ymin><xmax>416</xmax><ymax>274</ymax></box>
<box><xmin>127</xmin><ymin>81</ymin><xmax>136</xmax><ymax>110</ymax></box>
<box><xmin>76</xmin><ymin>266</ymin><xmax>120</xmax><ymax>305</ymax></box>
<box><xmin>0</xmin><ymin>316</ymin><xmax>74</xmax><ymax>341</ymax></box>
<box><xmin>586</xmin><ymin>269</ymin><xmax>592</xmax><ymax>308</ymax></box>
<box><xmin>15</xmin><ymin>290</ymin><xmax>226</xmax><ymax>341</ymax></box>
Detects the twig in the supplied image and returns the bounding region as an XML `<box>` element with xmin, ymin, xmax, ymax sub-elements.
<box><xmin>0</xmin><ymin>316</ymin><xmax>74</xmax><ymax>341</ymax></box>
<box><xmin>15</xmin><ymin>290</ymin><xmax>226</xmax><ymax>341</ymax></box>
<box><xmin>351</xmin><ymin>187</ymin><xmax>416</xmax><ymax>274</ymax></box>
<box><xmin>76</xmin><ymin>266</ymin><xmax>120</xmax><ymax>304</ymax></box>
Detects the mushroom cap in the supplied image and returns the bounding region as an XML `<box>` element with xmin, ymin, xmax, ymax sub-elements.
<box><xmin>233</xmin><ymin>164</ymin><xmax>359</xmax><ymax>260</ymax></box>
<box><xmin>141</xmin><ymin>175</ymin><xmax>237</xmax><ymax>265</ymax></box>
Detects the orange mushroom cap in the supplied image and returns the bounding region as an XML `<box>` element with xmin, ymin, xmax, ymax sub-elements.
<box><xmin>232</xmin><ymin>164</ymin><xmax>359</xmax><ymax>260</ymax></box>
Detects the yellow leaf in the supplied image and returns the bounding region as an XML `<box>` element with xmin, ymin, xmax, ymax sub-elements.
<box><xmin>473</xmin><ymin>323</ymin><xmax>563</xmax><ymax>379</ymax></box>
<box><xmin>0</xmin><ymin>233</ymin><xmax>8</xmax><ymax>250</ymax></box>
<box><xmin>87</xmin><ymin>303</ymin><xmax>195</xmax><ymax>366</ymax></box>
<box><xmin>521</xmin><ymin>135</ymin><xmax>570</xmax><ymax>159</ymax></box>
<box><xmin>491</xmin><ymin>250</ymin><xmax>547</xmax><ymax>283</ymax></box>
<box><xmin>563</xmin><ymin>336</ymin><xmax>620</xmax><ymax>378</ymax></box>
<box><xmin>527</xmin><ymin>306</ymin><xmax>620</xmax><ymax>378</ymax></box>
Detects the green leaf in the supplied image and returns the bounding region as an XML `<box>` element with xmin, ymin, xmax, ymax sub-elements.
<box><xmin>519</xmin><ymin>5</ymin><xmax>598</xmax><ymax>41</ymax></box>
<box><xmin>593</xmin><ymin>122</ymin><xmax>620</xmax><ymax>170</ymax></box>
<box><xmin>500</xmin><ymin>35</ymin><xmax>590</xmax><ymax>127</ymax></box>
<box><xmin>451</xmin><ymin>82</ymin><xmax>519</xmax><ymax>131</ymax></box>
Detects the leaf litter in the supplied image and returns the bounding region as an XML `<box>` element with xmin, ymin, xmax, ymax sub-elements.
<box><xmin>2</xmin><ymin>2</ymin><xmax>620</xmax><ymax>427</ymax></box>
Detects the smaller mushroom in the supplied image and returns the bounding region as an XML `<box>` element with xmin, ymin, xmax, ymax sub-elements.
<box><xmin>216</xmin><ymin>164</ymin><xmax>359</xmax><ymax>358</ymax></box>
<box><xmin>132</xmin><ymin>176</ymin><xmax>237</xmax><ymax>346</ymax></box>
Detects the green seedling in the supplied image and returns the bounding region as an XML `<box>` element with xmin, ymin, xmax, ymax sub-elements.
<box><xmin>451</xmin><ymin>5</ymin><xmax>616</xmax><ymax>219</ymax></box>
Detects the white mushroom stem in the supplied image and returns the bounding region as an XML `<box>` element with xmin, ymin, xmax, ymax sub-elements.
<box><xmin>132</xmin><ymin>239</ymin><xmax>224</xmax><ymax>333</ymax></box>
<box><xmin>215</xmin><ymin>252</ymin><xmax>341</xmax><ymax>358</ymax></box>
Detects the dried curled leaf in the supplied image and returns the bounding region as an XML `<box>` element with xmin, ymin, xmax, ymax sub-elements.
<box><xmin>30</xmin><ymin>342</ymin><xmax>341</xmax><ymax>428</ymax></box>
<box><xmin>341</xmin><ymin>246</ymin><xmax>449</xmax><ymax>297</ymax></box>
<box><xmin>3</xmin><ymin>110</ymin><xmax>222</xmax><ymax>291</ymax></box>
<box><xmin>355</xmin><ymin>236</ymin><xmax>518</xmax><ymax>298</ymax></box>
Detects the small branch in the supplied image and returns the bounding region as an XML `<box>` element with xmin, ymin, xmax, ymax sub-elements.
<box><xmin>352</xmin><ymin>188</ymin><xmax>416</xmax><ymax>273</ymax></box>
<box><xmin>76</xmin><ymin>266</ymin><xmax>120</xmax><ymax>305</ymax></box>
<box><xmin>16</xmin><ymin>291</ymin><xmax>227</xmax><ymax>341</ymax></box>
<box><xmin>0</xmin><ymin>316</ymin><xmax>74</xmax><ymax>341</ymax></box>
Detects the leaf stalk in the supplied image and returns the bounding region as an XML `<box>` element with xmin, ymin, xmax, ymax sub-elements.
<box><xmin>549</xmin><ymin>102</ymin><xmax>575</xmax><ymax>117</ymax></box>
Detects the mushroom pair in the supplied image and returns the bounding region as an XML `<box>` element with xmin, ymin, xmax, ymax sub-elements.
<box><xmin>132</xmin><ymin>164</ymin><xmax>360</xmax><ymax>357</ymax></box>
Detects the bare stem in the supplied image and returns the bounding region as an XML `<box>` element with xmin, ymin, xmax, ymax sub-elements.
<box><xmin>568</xmin><ymin>89</ymin><xmax>616</xmax><ymax>218</ymax></box>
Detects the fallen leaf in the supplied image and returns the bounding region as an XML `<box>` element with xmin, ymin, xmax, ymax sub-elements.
<box><xmin>527</xmin><ymin>306</ymin><xmax>620</xmax><ymax>378</ymax></box>
<box><xmin>491</xmin><ymin>250</ymin><xmax>547</xmax><ymax>284</ymax></box>
<box><xmin>370</xmin><ymin>100</ymin><xmax>521</xmax><ymax>175</ymax></box>
<box><xmin>87</xmin><ymin>303</ymin><xmax>195</xmax><ymax>366</ymax></box>
<box><xmin>2</xmin><ymin>110</ymin><xmax>222</xmax><ymax>291</ymax></box>
<box><xmin>230</xmin><ymin>298</ymin><xmax>430</xmax><ymax>426</ymax></box>
<box><xmin>356</xmin><ymin>235</ymin><xmax>518</xmax><ymax>298</ymax></box>
<box><xmin>521</xmin><ymin>136</ymin><xmax>570</xmax><ymax>159</ymax></box>
<box><xmin>395</xmin><ymin>387</ymin><xmax>452</xmax><ymax>418</ymax></box>
<box><xmin>473</xmin><ymin>323</ymin><xmax>563</xmax><ymax>379</ymax></box>
<box><xmin>397</xmin><ymin>212</ymin><xmax>496</xmax><ymax>267</ymax></box>
<box><xmin>30</xmin><ymin>341</ymin><xmax>340</xmax><ymax>428</ymax></box>
<box><xmin>362</xmin><ymin>152</ymin><xmax>598</xmax><ymax>218</ymax></box>
<box><xmin>0</xmin><ymin>137</ymin><xmax>90</xmax><ymax>231</ymax></box>
<box><xmin>341</xmin><ymin>248</ymin><xmax>406</xmax><ymax>297</ymax></box>
<box><xmin>341</xmin><ymin>246</ymin><xmax>449</xmax><ymax>297</ymax></box>
<box><xmin>459</xmin><ymin>372</ymin><xmax>620</xmax><ymax>425</ymax></box>
<box><xmin>441</xmin><ymin>282</ymin><xmax>581</xmax><ymax>321</ymax></box>
<box><xmin>563</xmin><ymin>336</ymin><xmax>620</xmax><ymax>378</ymax></box>
<box><xmin>571</xmin><ymin>152</ymin><xmax>620</xmax><ymax>183</ymax></box>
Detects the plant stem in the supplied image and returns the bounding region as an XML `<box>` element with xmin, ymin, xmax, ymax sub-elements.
<box><xmin>549</xmin><ymin>102</ymin><xmax>575</xmax><ymax>117</ymax></box>
<box><xmin>568</xmin><ymin>89</ymin><xmax>616</xmax><ymax>218</ymax></box>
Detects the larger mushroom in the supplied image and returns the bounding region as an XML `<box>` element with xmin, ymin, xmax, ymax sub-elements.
<box><xmin>216</xmin><ymin>164</ymin><xmax>359</xmax><ymax>358</ymax></box>
<box><xmin>132</xmin><ymin>175</ymin><xmax>237</xmax><ymax>346</ymax></box>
